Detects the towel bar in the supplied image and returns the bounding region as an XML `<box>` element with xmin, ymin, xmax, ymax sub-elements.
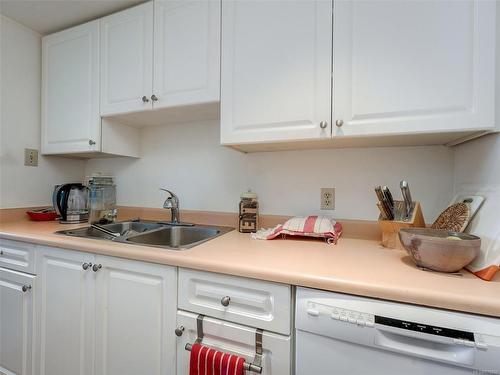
<box><xmin>184</xmin><ymin>315</ymin><xmax>263</xmax><ymax>374</ymax></box>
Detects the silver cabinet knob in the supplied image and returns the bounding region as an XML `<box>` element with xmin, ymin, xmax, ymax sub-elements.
<box><xmin>319</xmin><ymin>121</ymin><xmax>328</xmax><ymax>129</ymax></box>
<box><xmin>22</xmin><ymin>285</ymin><xmax>32</xmax><ymax>293</ymax></box>
<box><xmin>175</xmin><ymin>326</ymin><xmax>185</xmax><ymax>337</ymax></box>
<box><xmin>92</xmin><ymin>264</ymin><xmax>102</xmax><ymax>272</ymax></box>
<box><xmin>151</xmin><ymin>94</ymin><xmax>158</xmax><ymax>102</ymax></box>
<box><xmin>335</xmin><ymin>119</ymin><xmax>344</xmax><ymax>127</ymax></box>
<box><xmin>89</xmin><ymin>139</ymin><xmax>96</xmax><ymax>146</ymax></box>
<box><xmin>221</xmin><ymin>296</ymin><xmax>231</xmax><ymax>307</ymax></box>
<box><xmin>82</xmin><ymin>263</ymin><xmax>92</xmax><ymax>271</ymax></box>
<box><xmin>142</xmin><ymin>95</ymin><xmax>150</xmax><ymax>103</ymax></box>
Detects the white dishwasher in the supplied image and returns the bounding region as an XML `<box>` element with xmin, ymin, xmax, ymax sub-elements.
<box><xmin>296</xmin><ymin>287</ymin><xmax>500</xmax><ymax>375</ymax></box>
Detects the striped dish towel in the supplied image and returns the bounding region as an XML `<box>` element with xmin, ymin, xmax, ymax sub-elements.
<box><xmin>252</xmin><ymin>215</ymin><xmax>342</xmax><ymax>244</ymax></box>
<box><xmin>189</xmin><ymin>343</ymin><xmax>245</xmax><ymax>375</ymax></box>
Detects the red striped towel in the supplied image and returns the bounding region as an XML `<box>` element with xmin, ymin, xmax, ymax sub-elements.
<box><xmin>189</xmin><ymin>343</ymin><xmax>245</xmax><ymax>375</ymax></box>
<box><xmin>252</xmin><ymin>215</ymin><xmax>342</xmax><ymax>244</ymax></box>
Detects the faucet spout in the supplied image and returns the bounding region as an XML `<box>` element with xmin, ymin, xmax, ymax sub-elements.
<box><xmin>160</xmin><ymin>188</ymin><xmax>180</xmax><ymax>223</ymax></box>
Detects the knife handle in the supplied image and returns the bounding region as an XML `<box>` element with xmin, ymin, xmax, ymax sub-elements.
<box><xmin>382</xmin><ymin>186</ymin><xmax>394</xmax><ymax>209</ymax></box>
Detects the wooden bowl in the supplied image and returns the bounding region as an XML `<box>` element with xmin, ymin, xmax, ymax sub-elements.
<box><xmin>398</xmin><ymin>228</ymin><xmax>480</xmax><ymax>273</ymax></box>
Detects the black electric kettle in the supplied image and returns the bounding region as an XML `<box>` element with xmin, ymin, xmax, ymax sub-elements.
<box><xmin>52</xmin><ymin>183</ymin><xmax>89</xmax><ymax>223</ymax></box>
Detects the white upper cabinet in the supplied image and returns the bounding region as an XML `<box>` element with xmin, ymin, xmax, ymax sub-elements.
<box><xmin>220</xmin><ymin>0</ymin><xmax>333</xmax><ymax>145</ymax></box>
<box><xmin>100</xmin><ymin>0</ymin><xmax>220</xmax><ymax>117</ymax></box>
<box><xmin>153</xmin><ymin>0</ymin><xmax>221</xmax><ymax>109</ymax></box>
<box><xmin>100</xmin><ymin>2</ymin><xmax>154</xmax><ymax>116</ymax></box>
<box><xmin>333</xmin><ymin>0</ymin><xmax>496</xmax><ymax>137</ymax></box>
<box><xmin>42</xmin><ymin>20</ymin><xmax>100</xmax><ymax>154</ymax></box>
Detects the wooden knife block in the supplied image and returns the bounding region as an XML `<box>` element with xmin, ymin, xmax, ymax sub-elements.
<box><xmin>378</xmin><ymin>201</ymin><xmax>425</xmax><ymax>249</ymax></box>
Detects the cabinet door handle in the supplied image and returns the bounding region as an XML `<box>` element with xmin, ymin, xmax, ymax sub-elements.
<box><xmin>335</xmin><ymin>119</ymin><xmax>344</xmax><ymax>127</ymax></box>
<box><xmin>142</xmin><ymin>95</ymin><xmax>150</xmax><ymax>103</ymax></box>
<box><xmin>92</xmin><ymin>264</ymin><xmax>102</xmax><ymax>272</ymax></box>
<box><xmin>151</xmin><ymin>94</ymin><xmax>158</xmax><ymax>102</ymax></box>
<box><xmin>82</xmin><ymin>262</ymin><xmax>92</xmax><ymax>271</ymax></box>
<box><xmin>175</xmin><ymin>326</ymin><xmax>185</xmax><ymax>337</ymax></box>
<box><xmin>319</xmin><ymin>121</ymin><xmax>328</xmax><ymax>129</ymax></box>
<box><xmin>89</xmin><ymin>139</ymin><xmax>96</xmax><ymax>146</ymax></box>
<box><xmin>22</xmin><ymin>285</ymin><xmax>32</xmax><ymax>293</ymax></box>
<box><xmin>221</xmin><ymin>296</ymin><xmax>231</xmax><ymax>307</ymax></box>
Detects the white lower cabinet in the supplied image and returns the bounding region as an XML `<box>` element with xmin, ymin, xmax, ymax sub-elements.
<box><xmin>94</xmin><ymin>255</ymin><xmax>177</xmax><ymax>375</ymax></box>
<box><xmin>36</xmin><ymin>247</ymin><xmax>95</xmax><ymax>375</ymax></box>
<box><xmin>0</xmin><ymin>267</ymin><xmax>35</xmax><ymax>375</ymax></box>
<box><xmin>176</xmin><ymin>311</ymin><xmax>291</xmax><ymax>375</ymax></box>
<box><xmin>35</xmin><ymin>247</ymin><xmax>177</xmax><ymax>375</ymax></box>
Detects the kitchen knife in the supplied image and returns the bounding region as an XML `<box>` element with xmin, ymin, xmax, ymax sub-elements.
<box><xmin>400</xmin><ymin>180</ymin><xmax>413</xmax><ymax>220</ymax></box>
<box><xmin>375</xmin><ymin>186</ymin><xmax>394</xmax><ymax>220</ymax></box>
<box><xmin>382</xmin><ymin>186</ymin><xmax>394</xmax><ymax>211</ymax></box>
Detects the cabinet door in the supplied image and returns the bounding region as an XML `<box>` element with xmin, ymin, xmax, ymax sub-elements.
<box><xmin>0</xmin><ymin>268</ymin><xmax>35</xmax><ymax>375</ymax></box>
<box><xmin>333</xmin><ymin>0</ymin><xmax>496</xmax><ymax>137</ymax></box>
<box><xmin>220</xmin><ymin>0</ymin><xmax>332</xmax><ymax>144</ymax></box>
<box><xmin>35</xmin><ymin>248</ymin><xmax>95</xmax><ymax>375</ymax></box>
<box><xmin>42</xmin><ymin>20</ymin><xmax>100</xmax><ymax>154</ymax></box>
<box><xmin>100</xmin><ymin>2</ymin><xmax>154</xmax><ymax>116</ymax></box>
<box><xmin>94</xmin><ymin>256</ymin><xmax>177</xmax><ymax>375</ymax></box>
<box><xmin>154</xmin><ymin>0</ymin><xmax>220</xmax><ymax>108</ymax></box>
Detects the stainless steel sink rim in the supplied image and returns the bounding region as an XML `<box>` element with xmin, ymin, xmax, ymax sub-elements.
<box><xmin>56</xmin><ymin>220</ymin><xmax>234</xmax><ymax>251</ymax></box>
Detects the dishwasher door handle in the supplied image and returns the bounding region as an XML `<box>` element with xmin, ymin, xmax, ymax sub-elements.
<box><xmin>374</xmin><ymin>330</ymin><xmax>475</xmax><ymax>366</ymax></box>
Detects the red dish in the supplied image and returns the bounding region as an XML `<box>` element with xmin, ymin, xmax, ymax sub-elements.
<box><xmin>26</xmin><ymin>209</ymin><xmax>58</xmax><ymax>221</ymax></box>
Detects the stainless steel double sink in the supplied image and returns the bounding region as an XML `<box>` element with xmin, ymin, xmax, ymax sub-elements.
<box><xmin>56</xmin><ymin>220</ymin><xmax>234</xmax><ymax>250</ymax></box>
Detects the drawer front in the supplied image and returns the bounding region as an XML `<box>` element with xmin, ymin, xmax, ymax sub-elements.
<box><xmin>178</xmin><ymin>268</ymin><xmax>291</xmax><ymax>335</ymax></box>
<box><xmin>176</xmin><ymin>310</ymin><xmax>291</xmax><ymax>375</ymax></box>
<box><xmin>0</xmin><ymin>239</ymin><xmax>35</xmax><ymax>274</ymax></box>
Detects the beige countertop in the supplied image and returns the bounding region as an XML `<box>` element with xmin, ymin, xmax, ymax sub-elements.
<box><xmin>1</xmin><ymin>218</ymin><xmax>499</xmax><ymax>318</ymax></box>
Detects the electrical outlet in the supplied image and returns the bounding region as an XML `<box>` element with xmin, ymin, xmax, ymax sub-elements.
<box><xmin>321</xmin><ymin>188</ymin><xmax>335</xmax><ymax>210</ymax></box>
<box><xmin>24</xmin><ymin>148</ymin><xmax>38</xmax><ymax>167</ymax></box>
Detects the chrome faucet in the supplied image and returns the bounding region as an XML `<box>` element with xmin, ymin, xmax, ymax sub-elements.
<box><xmin>160</xmin><ymin>188</ymin><xmax>180</xmax><ymax>223</ymax></box>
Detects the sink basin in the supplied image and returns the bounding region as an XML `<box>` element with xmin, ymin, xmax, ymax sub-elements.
<box><xmin>57</xmin><ymin>221</ymin><xmax>164</xmax><ymax>239</ymax></box>
<box><xmin>56</xmin><ymin>220</ymin><xmax>233</xmax><ymax>250</ymax></box>
<box><xmin>124</xmin><ymin>226</ymin><xmax>232</xmax><ymax>249</ymax></box>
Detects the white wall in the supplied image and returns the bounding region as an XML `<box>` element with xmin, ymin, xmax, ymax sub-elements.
<box><xmin>454</xmin><ymin>133</ymin><xmax>500</xmax><ymax>196</ymax></box>
<box><xmin>0</xmin><ymin>15</ymin><xmax>85</xmax><ymax>208</ymax></box>
<box><xmin>86</xmin><ymin>120</ymin><xmax>454</xmax><ymax>221</ymax></box>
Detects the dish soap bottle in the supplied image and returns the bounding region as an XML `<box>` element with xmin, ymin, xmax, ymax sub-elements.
<box><xmin>239</xmin><ymin>190</ymin><xmax>259</xmax><ymax>233</ymax></box>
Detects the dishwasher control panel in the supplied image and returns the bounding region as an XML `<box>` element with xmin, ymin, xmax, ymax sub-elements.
<box><xmin>375</xmin><ymin>315</ymin><xmax>475</xmax><ymax>342</ymax></box>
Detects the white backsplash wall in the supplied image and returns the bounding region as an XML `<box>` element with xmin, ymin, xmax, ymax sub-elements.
<box><xmin>86</xmin><ymin>120</ymin><xmax>454</xmax><ymax>221</ymax></box>
<box><xmin>0</xmin><ymin>16</ymin><xmax>85</xmax><ymax>208</ymax></box>
<box><xmin>453</xmin><ymin>133</ymin><xmax>500</xmax><ymax>196</ymax></box>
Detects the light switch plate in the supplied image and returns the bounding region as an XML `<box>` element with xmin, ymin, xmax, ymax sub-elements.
<box><xmin>24</xmin><ymin>148</ymin><xmax>38</xmax><ymax>167</ymax></box>
<box><xmin>321</xmin><ymin>188</ymin><xmax>335</xmax><ymax>210</ymax></box>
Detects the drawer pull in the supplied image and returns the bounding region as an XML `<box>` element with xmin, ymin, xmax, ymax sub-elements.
<box><xmin>221</xmin><ymin>296</ymin><xmax>231</xmax><ymax>307</ymax></box>
<box><xmin>175</xmin><ymin>326</ymin><xmax>185</xmax><ymax>337</ymax></box>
